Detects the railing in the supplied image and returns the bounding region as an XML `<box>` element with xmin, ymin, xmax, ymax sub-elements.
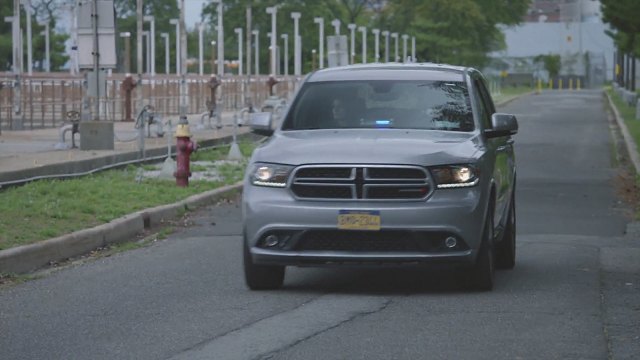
<box><xmin>0</xmin><ymin>73</ymin><xmax>301</xmax><ymax>130</ymax></box>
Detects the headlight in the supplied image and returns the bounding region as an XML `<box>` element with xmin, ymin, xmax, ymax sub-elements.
<box><xmin>430</xmin><ymin>165</ymin><xmax>479</xmax><ymax>189</ymax></box>
<box><xmin>250</xmin><ymin>164</ymin><xmax>293</xmax><ymax>188</ymax></box>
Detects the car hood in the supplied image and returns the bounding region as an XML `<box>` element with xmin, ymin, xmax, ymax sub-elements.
<box><xmin>252</xmin><ymin>129</ymin><xmax>483</xmax><ymax>166</ymax></box>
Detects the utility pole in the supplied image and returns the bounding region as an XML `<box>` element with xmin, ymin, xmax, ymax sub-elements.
<box><xmin>359</xmin><ymin>26</ymin><xmax>367</xmax><ymax>64</ymax></box>
<box><xmin>143</xmin><ymin>16</ymin><xmax>155</xmax><ymax>76</ymax></box>
<box><xmin>314</xmin><ymin>17</ymin><xmax>324</xmax><ymax>69</ymax></box>
<box><xmin>281</xmin><ymin>33</ymin><xmax>288</xmax><ymax>76</ymax></box>
<box><xmin>197</xmin><ymin>22</ymin><xmax>204</xmax><ymax>75</ymax></box>
<box><xmin>42</xmin><ymin>22</ymin><xmax>50</xmax><ymax>72</ymax></box>
<box><xmin>246</xmin><ymin>6</ymin><xmax>251</xmax><ymax>77</ymax></box>
<box><xmin>348</xmin><ymin>24</ymin><xmax>357</xmax><ymax>65</ymax></box>
<box><xmin>252</xmin><ymin>30</ymin><xmax>259</xmax><ymax>75</ymax></box>
<box><xmin>235</xmin><ymin>27</ymin><xmax>243</xmax><ymax>76</ymax></box>
<box><xmin>266</xmin><ymin>6</ymin><xmax>277</xmax><ymax>75</ymax></box>
<box><xmin>372</xmin><ymin>29</ymin><xmax>380</xmax><ymax>63</ymax></box>
<box><xmin>402</xmin><ymin>34</ymin><xmax>408</xmax><ymax>62</ymax></box>
<box><xmin>160</xmin><ymin>32</ymin><xmax>169</xmax><ymax>74</ymax></box>
<box><xmin>382</xmin><ymin>30</ymin><xmax>389</xmax><ymax>63</ymax></box>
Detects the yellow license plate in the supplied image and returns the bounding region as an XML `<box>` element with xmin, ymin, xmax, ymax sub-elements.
<box><xmin>338</xmin><ymin>210</ymin><xmax>381</xmax><ymax>231</ymax></box>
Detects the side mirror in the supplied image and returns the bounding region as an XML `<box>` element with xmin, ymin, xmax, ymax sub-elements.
<box><xmin>249</xmin><ymin>112</ymin><xmax>274</xmax><ymax>136</ymax></box>
<box><xmin>485</xmin><ymin>113</ymin><xmax>518</xmax><ymax>138</ymax></box>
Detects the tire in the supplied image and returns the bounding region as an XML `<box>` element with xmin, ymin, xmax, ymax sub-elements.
<box><xmin>243</xmin><ymin>242</ymin><xmax>285</xmax><ymax>290</ymax></box>
<box><xmin>496</xmin><ymin>195</ymin><xmax>516</xmax><ymax>269</ymax></box>
<box><xmin>469</xmin><ymin>210</ymin><xmax>495</xmax><ymax>291</ymax></box>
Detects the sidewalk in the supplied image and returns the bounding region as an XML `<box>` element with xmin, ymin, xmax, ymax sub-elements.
<box><xmin>0</xmin><ymin>112</ymin><xmax>250</xmax><ymax>186</ymax></box>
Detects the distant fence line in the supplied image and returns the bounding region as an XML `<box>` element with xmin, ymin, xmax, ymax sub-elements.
<box><xmin>0</xmin><ymin>73</ymin><xmax>301</xmax><ymax>130</ymax></box>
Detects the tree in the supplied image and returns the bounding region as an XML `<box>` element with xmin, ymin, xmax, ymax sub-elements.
<box><xmin>0</xmin><ymin>0</ymin><xmax>69</xmax><ymax>72</ymax></box>
<box><xmin>534</xmin><ymin>54</ymin><xmax>561</xmax><ymax>79</ymax></box>
<box><xmin>382</xmin><ymin>0</ymin><xmax>528</xmax><ymax>68</ymax></box>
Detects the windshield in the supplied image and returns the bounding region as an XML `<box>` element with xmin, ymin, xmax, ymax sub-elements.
<box><xmin>281</xmin><ymin>80</ymin><xmax>474</xmax><ymax>132</ymax></box>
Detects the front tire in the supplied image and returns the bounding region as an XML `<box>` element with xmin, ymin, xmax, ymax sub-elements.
<box><xmin>496</xmin><ymin>195</ymin><xmax>516</xmax><ymax>269</ymax></box>
<box><xmin>243</xmin><ymin>242</ymin><xmax>285</xmax><ymax>290</ymax></box>
<box><xmin>469</xmin><ymin>211</ymin><xmax>495</xmax><ymax>291</ymax></box>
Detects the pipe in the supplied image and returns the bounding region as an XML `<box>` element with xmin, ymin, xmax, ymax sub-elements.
<box><xmin>54</xmin><ymin>124</ymin><xmax>74</xmax><ymax>150</ymax></box>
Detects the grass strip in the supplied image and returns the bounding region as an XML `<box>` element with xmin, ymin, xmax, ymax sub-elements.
<box><xmin>0</xmin><ymin>142</ymin><xmax>255</xmax><ymax>251</ymax></box>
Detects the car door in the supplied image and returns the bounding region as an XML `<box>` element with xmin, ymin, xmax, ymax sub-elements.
<box><xmin>474</xmin><ymin>76</ymin><xmax>513</xmax><ymax>228</ymax></box>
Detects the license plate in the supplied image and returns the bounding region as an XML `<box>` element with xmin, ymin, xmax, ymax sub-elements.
<box><xmin>338</xmin><ymin>210</ymin><xmax>381</xmax><ymax>231</ymax></box>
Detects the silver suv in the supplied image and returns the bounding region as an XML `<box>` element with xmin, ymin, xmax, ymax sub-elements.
<box><xmin>243</xmin><ymin>63</ymin><xmax>518</xmax><ymax>291</ymax></box>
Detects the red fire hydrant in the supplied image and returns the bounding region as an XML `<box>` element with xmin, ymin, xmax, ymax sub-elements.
<box><xmin>174</xmin><ymin>123</ymin><xmax>197</xmax><ymax>187</ymax></box>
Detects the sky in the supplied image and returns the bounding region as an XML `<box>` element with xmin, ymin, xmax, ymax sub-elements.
<box><xmin>184</xmin><ymin>0</ymin><xmax>208</xmax><ymax>30</ymax></box>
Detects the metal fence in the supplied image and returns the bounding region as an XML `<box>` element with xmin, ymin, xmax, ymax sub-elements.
<box><xmin>0</xmin><ymin>73</ymin><xmax>301</xmax><ymax>131</ymax></box>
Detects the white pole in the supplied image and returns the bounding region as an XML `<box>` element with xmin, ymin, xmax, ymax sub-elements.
<box><xmin>372</xmin><ymin>29</ymin><xmax>380</xmax><ymax>63</ymax></box>
<box><xmin>314</xmin><ymin>17</ymin><xmax>324</xmax><ymax>69</ymax></box>
<box><xmin>331</xmin><ymin>19</ymin><xmax>340</xmax><ymax>35</ymax></box>
<box><xmin>179</xmin><ymin>0</ymin><xmax>187</xmax><ymax>121</ymax></box>
<box><xmin>198</xmin><ymin>22</ymin><xmax>204</xmax><ymax>75</ymax></box>
<box><xmin>143</xmin><ymin>16</ymin><xmax>155</xmax><ymax>76</ymax></box>
<box><xmin>281</xmin><ymin>33</ymin><xmax>288</xmax><ymax>76</ymax></box>
<box><xmin>169</xmin><ymin>18</ymin><xmax>179</xmax><ymax>75</ymax></box>
<box><xmin>402</xmin><ymin>34</ymin><xmax>408</xmax><ymax>62</ymax></box>
<box><xmin>412</xmin><ymin>36</ymin><xmax>416</xmax><ymax>61</ymax></box>
<box><xmin>252</xmin><ymin>30</ymin><xmax>259</xmax><ymax>75</ymax></box>
<box><xmin>215</xmin><ymin>0</ymin><xmax>224</xmax><ymax>76</ymax></box>
<box><xmin>43</xmin><ymin>22</ymin><xmax>50</xmax><ymax>72</ymax></box>
<box><xmin>291</xmin><ymin>12</ymin><xmax>301</xmax><ymax>76</ymax></box>
<box><xmin>391</xmin><ymin>32</ymin><xmax>399</xmax><ymax>62</ymax></box>
<box><xmin>382</xmin><ymin>31</ymin><xmax>389</xmax><ymax>63</ymax></box>
<box><xmin>161</xmin><ymin>32</ymin><xmax>169</xmax><ymax>74</ymax></box>
<box><xmin>143</xmin><ymin>31</ymin><xmax>150</xmax><ymax>73</ymax></box>
<box><xmin>266</xmin><ymin>6</ymin><xmax>277</xmax><ymax>75</ymax></box>
<box><xmin>359</xmin><ymin>26</ymin><xmax>367</xmax><ymax>64</ymax></box>
<box><xmin>235</xmin><ymin>27</ymin><xmax>243</xmax><ymax>76</ymax></box>
<box><xmin>348</xmin><ymin>24</ymin><xmax>356</xmax><ymax>65</ymax></box>
<box><xmin>24</xmin><ymin>0</ymin><xmax>32</xmax><ymax>75</ymax></box>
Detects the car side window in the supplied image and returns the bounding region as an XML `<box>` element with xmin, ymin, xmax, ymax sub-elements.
<box><xmin>472</xmin><ymin>79</ymin><xmax>491</xmax><ymax>130</ymax></box>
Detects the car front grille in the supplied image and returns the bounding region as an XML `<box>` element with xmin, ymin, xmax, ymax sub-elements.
<box><xmin>290</xmin><ymin>165</ymin><xmax>431</xmax><ymax>200</ymax></box>
<box><xmin>293</xmin><ymin>230</ymin><xmax>468</xmax><ymax>253</ymax></box>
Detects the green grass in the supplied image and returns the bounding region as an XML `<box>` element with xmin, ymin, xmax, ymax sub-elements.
<box><xmin>606</xmin><ymin>87</ymin><xmax>640</xmax><ymax>145</ymax></box>
<box><xmin>0</xmin><ymin>144</ymin><xmax>256</xmax><ymax>251</ymax></box>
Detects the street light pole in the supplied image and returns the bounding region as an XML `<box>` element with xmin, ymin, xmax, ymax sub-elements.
<box><xmin>402</xmin><ymin>34</ymin><xmax>409</xmax><ymax>62</ymax></box>
<box><xmin>169</xmin><ymin>18</ymin><xmax>179</xmax><ymax>75</ymax></box>
<box><xmin>348</xmin><ymin>24</ymin><xmax>356</xmax><ymax>65</ymax></box>
<box><xmin>372</xmin><ymin>29</ymin><xmax>380</xmax><ymax>63</ymax></box>
<box><xmin>24</xmin><ymin>0</ymin><xmax>33</xmax><ymax>75</ymax></box>
<box><xmin>331</xmin><ymin>19</ymin><xmax>341</xmax><ymax>35</ymax></box>
<box><xmin>266</xmin><ymin>6</ymin><xmax>277</xmax><ymax>75</ymax></box>
<box><xmin>252</xmin><ymin>30</ymin><xmax>259</xmax><ymax>75</ymax></box>
<box><xmin>314</xmin><ymin>17</ymin><xmax>324</xmax><ymax>69</ymax></box>
<box><xmin>382</xmin><ymin>31</ymin><xmax>389</xmax><ymax>63</ymax></box>
<box><xmin>143</xmin><ymin>15</ymin><xmax>155</xmax><ymax>76</ymax></box>
<box><xmin>358</xmin><ymin>26</ymin><xmax>367</xmax><ymax>64</ymax></box>
<box><xmin>41</xmin><ymin>22</ymin><xmax>50</xmax><ymax>72</ymax></box>
<box><xmin>235</xmin><ymin>27</ymin><xmax>243</xmax><ymax>76</ymax></box>
<box><xmin>197</xmin><ymin>22</ymin><xmax>204</xmax><ymax>75</ymax></box>
<box><xmin>391</xmin><ymin>32</ymin><xmax>399</xmax><ymax>62</ymax></box>
<box><xmin>281</xmin><ymin>33</ymin><xmax>288</xmax><ymax>76</ymax></box>
<box><xmin>213</xmin><ymin>0</ymin><xmax>224</xmax><ymax>76</ymax></box>
<box><xmin>412</xmin><ymin>36</ymin><xmax>416</xmax><ymax>61</ymax></box>
<box><xmin>120</xmin><ymin>32</ymin><xmax>131</xmax><ymax>73</ymax></box>
<box><xmin>291</xmin><ymin>12</ymin><xmax>301</xmax><ymax>76</ymax></box>
<box><xmin>210</xmin><ymin>40</ymin><xmax>216</xmax><ymax>74</ymax></box>
<box><xmin>143</xmin><ymin>31</ymin><xmax>150</xmax><ymax>74</ymax></box>
<box><xmin>160</xmin><ymin>33</ymin><xmax>169</xmax><ymax>74</ymax></box>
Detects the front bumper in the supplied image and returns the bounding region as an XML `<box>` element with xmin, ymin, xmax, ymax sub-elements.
<box><xmin>243</xmin><ymin>183</ymin><xmax>488</xmax><ymax>267</ymax></box>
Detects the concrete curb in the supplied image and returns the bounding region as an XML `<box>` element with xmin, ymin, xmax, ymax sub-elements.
<box><xmin>0</xmin><ymin>182</ymin><xmax>243</xmax><ymax>274</ymax></box>
<box><xmin>605</xmin><ymin>91</ymin><xmax>640</xmax><ymax>174</ymax></box>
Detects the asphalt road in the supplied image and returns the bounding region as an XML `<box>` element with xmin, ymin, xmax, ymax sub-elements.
<box><xmin>1</xmin><ymin>90</ymin><xmax>639</xmax><ymax>360</ymax></box>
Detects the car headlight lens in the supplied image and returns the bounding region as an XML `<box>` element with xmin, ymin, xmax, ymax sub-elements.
<box><xmin>251</xmin><ymin>164</ymin><xmax>293</xmax><ymax>188</ymax></box>
<box><xmin>430</xmin><ymin>165</ymin><xmax>479</xmax><ymax>189</ymax></box>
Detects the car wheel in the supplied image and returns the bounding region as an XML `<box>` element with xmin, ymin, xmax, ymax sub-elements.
<box><xmin>496</xmin><ymin>195</ymin><xmax>516</xmax><ymax>269</ymax></box>
<box><xmin>469</xmin><ymin>210</ymin><xmax>495</xmax><ymax>291</ymax></box>
<box><xmin>243</xmin><ymin>241</ymin><xmax>285</xmax><ymax>290</ymax></box>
